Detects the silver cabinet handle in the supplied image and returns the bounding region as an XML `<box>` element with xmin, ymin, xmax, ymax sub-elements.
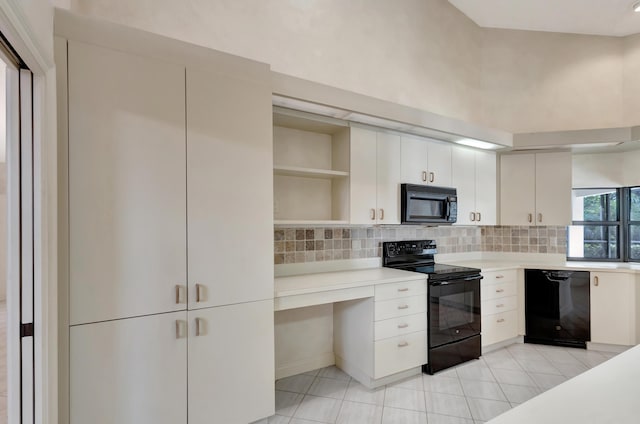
<box><xmin>397</xmin><ymin>341</ymin><xmax>409</xmax><ymax>348</ymax></box>
<box><xmin>496</xmin><ymin>303</ymin><xmax>505</xmax><ymax>308</ymax></box>
<box><xmin>495</xmin><ymin>275</ymin><xmax>504</xmax><ymax>279</ymax></box>
<box><xmin>496</xmin><ymin>288</ymin><xmax>504</xmax><ymax>293</ymax></box>
<box><xmin>470</xmin><ymin>212</ymin><xmax>476</xmax><ymax>222</ymax></box>
<box><xmin>397</xmin><ymin>304</ymin><xmax>409</xmax><ymax>310</ymax></box>
<box><xmin>370</xmin><ymin>208</ymin><xmax>376</xmax><ymax>220</ymax></box>
<box><xmin>380</xmin><ymin>208</ymin><xmax>384</xmax><ymax>220</ymax></box>
<box><xmin>195</xmin><ymin>317</ymin><xmax>205</xmax><ymax>336</ymax></box>
<box><xmin>497</xmin><ymin>318</ymin><xmax>505</xmax><ymax>323</ymax></box>
<box><xmin>594</xmin><ymin>275</ymin><xmax>599</xmax><ymax>287</ymax></box>
<box><xmin>477</xmin><ymin>212</ymin><xmax>481</xmax><ymax>222</ymax></box>
<box><xmin>397</xmin><ymin>323</ymin><xmax>409</xmax><ymax>329</ymax></box>
<box><xmin>175</xmin><ymin>285</ymin><xmax>186</xmax><ymax>304</ymax></box>
<box><xmin>429</xmin><ymin>172</ymin><xmax>435</xmax><ymax>183</ymax></box>
<box><xmin>538</xmin><ymin>213</ymin><xmax>543</xmax><ymax>223</ymax></box>
<box><xmin>195</xmin><ymin>283</ymin><xmax>205</xmax><ymax>302</ymax></box>
<box><xmin>422</xmin><ymin>171</ymin><xmax>427</xmax><ymax>182</ymax></box>
<box><xmin>528</xmin><ymin>213</ymin><xmax>533</xmax><ymax>223</ymax></box>
<box><xmin>175</xmin><ymin>320</ymin><xmax>186</xmax><ymax>339</ymax></box>
<box><xmin>397</xmin><ymin>287</ymin><xmax>409</xmax><ymax>292</ymax></box>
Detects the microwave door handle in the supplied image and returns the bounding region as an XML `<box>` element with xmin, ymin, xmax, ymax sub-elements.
<box><xmin>445</xmin><ymin>200</ymin><xmax>451</xmax><ymax>220</ymax></box>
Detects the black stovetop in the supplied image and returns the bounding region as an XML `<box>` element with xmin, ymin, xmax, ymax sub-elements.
<box><xmin>382</xmin><ymin>240</ymin><xmax>481</xmax><ymax>281</ymax></box>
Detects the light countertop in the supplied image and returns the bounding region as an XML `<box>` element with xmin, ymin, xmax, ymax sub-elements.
<box><xmin>488</xmin><ymin>344</ymin><xmax>640</xmax><ymax>423</ymax></box>
<box><xmin>275</xmin><ymin>267</ymin><xmax>425</xmax><ymax>298</ymax></box>
<box><xmin>445</xmin><ymin>259</ymin><xmax>640</xmax><ymax>274</ymax></box>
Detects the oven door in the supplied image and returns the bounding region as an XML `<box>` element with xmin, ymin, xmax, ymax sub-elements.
<box><xmin>428</xmin><ymin>276</ymin><xmax>481</xmax><ymax>348</ymax></box>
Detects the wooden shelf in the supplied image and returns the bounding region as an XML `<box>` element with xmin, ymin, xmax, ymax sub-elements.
<box><xmin>274</xmin><ymin>165</ymin><xmax>349</xmax><ymax>179</ymax></box>
<box><xmin>274</xmin><ymin>220</ymin><xmax>350</xmax><ymax>226</ymax></box>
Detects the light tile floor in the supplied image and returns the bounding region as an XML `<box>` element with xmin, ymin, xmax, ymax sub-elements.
<box><xmin>256</xmin><ymin>343</ymin><xmax>622</xmax><ymax>424</ymax></box>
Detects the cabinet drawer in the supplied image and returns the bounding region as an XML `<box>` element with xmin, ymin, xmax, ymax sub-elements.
<box><xmin>374</xmin><ymin>331</ymin><xmax>427</xmax><ymax>378</ymax></box>
<box><xmin>375</xmin><ymin>279</ymin><xmax>426</xmax><ymax>301</ymax></box>
<box><xmin>481</xmin><ymin>281</ymin><xmax>516</xmax><ymax>301</ymax></box>
<box><xmin>481</xmin><ymin>295</ymin><xmax>517</xmax><ymax>316</ymax></box>
<box><xmin>482</xmin><ymin>269</ymin><xmax>517</xmax><ymax>285</ymax></box>
<box><xmin>375</xmin><ymin>295</ymin><xmax>427</xmax><ymax>321</ymax></box>
<box><xmin>374</xmin><ymin>313</ymin><xmax>427</xmax><ymax>341</ymax></box>
<box><xmin>482</xmin><ymin>310</ymin><xmax>518</xmax><ymax>346</ymax></box>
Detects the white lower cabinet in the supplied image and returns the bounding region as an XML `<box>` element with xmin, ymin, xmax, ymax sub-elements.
<box><xmin>481</xmin><ymin>269</ymin><xmax>519</xmax><ymax>348</ymax></box>
<box><xmin>188</xmin><ymin>300</ymin><xmax>275</xmax><ymax>424</ymax></box>
<box><xmin>590</xmin><ymin>272</ymin><xmax>636</xmax><ymax>346</ymax></box>
<box><xmin>334</xmin><ymin>278</ymin><xmax>427</xmax><ymax>388</ymax></box>
<box><xmin>70</xmin><ymin>312</ymin><xmax>188</xmax><ymax>424</ymax></box>
<box><xmin>70</xmin><ymin>301</ymin><xmax>275</xmax><ymax>424</ymax></box>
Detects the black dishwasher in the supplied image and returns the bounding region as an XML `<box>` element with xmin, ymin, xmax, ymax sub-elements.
<box><xmin>525</xmin><ymin>269</ymin><xmax>590</xmax><ymax>348</ymax></box>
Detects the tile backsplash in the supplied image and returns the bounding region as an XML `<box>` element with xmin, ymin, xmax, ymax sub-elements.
<box><xmin>274</xmin><ymin>225</ymin><xmax>567</xmax><ymax>264</ymax></box>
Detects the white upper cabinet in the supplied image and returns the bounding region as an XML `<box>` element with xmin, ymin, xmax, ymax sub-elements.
<box><xmin>500</xmin><ymin>152</ymin><xmax>571</xmax><ymax>226</ymax></box>
<box><xmin>187</xmin><ymin>68</ymin><xmax>273</xmax><ymax>310</ymax></box>
<box><xmin>452</xmin><ymin>147</ymin><xmax>497</xmax><ymax>225</ymax></box>
<box><xmin>68</xmin><ymin>41</ymin><xmax>187</xmax><ymax>325</ymax></box>
<box><xmin>400</xmin><ymin>136</ymin><xmax>452</xmax><ymax>187</ymax></box>
<box><xmin>350</xmin><ymin>127</ymin><xmax>401</xmax><ymax>224</ymax></box>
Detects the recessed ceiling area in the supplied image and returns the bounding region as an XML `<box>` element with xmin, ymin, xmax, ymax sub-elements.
<box><xmin>448</xmin><ymin>0</ymin><xmax>640</xmax><ymax>37</ymax></box>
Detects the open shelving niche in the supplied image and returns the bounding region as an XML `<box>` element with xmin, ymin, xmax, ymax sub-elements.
<box><xmin>273</xmin><ymin>107</ymin><xmax>351</xmax><ymax>225</ymax></box>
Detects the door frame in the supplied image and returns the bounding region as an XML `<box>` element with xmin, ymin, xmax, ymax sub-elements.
<box><xmin>0</xmin><ymin>3</ymin><xmax>57</xmax><ymax>424</ymax></box>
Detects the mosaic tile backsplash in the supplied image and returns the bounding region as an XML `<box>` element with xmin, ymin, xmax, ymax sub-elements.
<box><xmin>274</xmin><ymin>225</ymin><xmax>567</xmax><ymax>264</ymax></box>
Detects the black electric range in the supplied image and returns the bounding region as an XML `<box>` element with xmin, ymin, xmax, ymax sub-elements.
<box><xmin>382</xmin><ymin>240</ymin><xmax>482</xmax><ymax>374</ymax></box>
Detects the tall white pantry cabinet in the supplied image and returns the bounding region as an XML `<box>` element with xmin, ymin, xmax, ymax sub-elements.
<box><xmin>56</xmin><ymin>16</ymin><xmax>274</xmax><ymax>424</ymax></box>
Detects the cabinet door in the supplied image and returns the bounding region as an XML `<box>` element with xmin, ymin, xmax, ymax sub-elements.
<box><xmin>475</xmin><ymin>151</ymin><xmax>497</xmax><ymax>225</ymax></box>
<box><xmin>500</xmin><ymin>154</ymin><xmax>536</xmax><ymax>225</ymax></box>
<box><xmin>590</xmin><ymin>272</ymin><xmax>635</xmax><ymax>346</ymax></box>
<box><xmin>70</xmin><ymin>312</ymin><xmax>187</xmax><ymax>424</ymax></box>
<box><xmin>187</xmin><ymin>68</ymin><xmax>273</xmax><ymax>309</ymax></box>
<box><xmin>400</xmin><ymin>135</ymin><xmax>429</xmax><ymax>185</ymax></box>
<box><xmin>376</xmin><ymin>132</ymin><xmax>401</xmax><ymax>224</ymax></box>
<box><xmin>188</xmin><ymin>300</ymin><xmax>275</xmax><ymax>424</ymax></box>
<box><xmin>68</xmin><ymin>41</ymin><xmax>187</xmax><ymax>325</ymax></box>
<box><xmin>350</xmin><ymin>126</ymin><xmax>378</xmax><ymax>224</ymax></box>
<box><xmin>452</xmin><ymin>146</ymin><xmax>476</xmax><ymax>225</ymax></box>
<box><xmin>535</xmin><ymin>152</ymin><xmax>572</xmax><ymax>226</ymax></box>
<box><xmin>426</xmin><ymin>140</ymin><xmax>452</xmax><ymax>187</ymax></box>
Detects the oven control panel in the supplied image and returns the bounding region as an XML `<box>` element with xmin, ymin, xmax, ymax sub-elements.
<box><xmin>383</xmin><ymin>240</ymin><xmax>437</xmax><ymax>258</ymax></box>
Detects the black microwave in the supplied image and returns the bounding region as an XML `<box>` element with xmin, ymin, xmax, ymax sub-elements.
<box><xmin>401</xmin><ymin>184</ymin><xmax>457</xmax><ymax>225</ymax></box>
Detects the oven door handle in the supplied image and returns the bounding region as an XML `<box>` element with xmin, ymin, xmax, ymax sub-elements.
<box><xmin>430</xmin><ymin>275</ymin><xmax>483</xmax><ymax>286</ymax></box>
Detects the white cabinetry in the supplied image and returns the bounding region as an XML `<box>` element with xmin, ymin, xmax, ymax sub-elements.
<box><xmin>452</xmin><ymin>147</ymin><xmax>497</xmax><ymax>225</ymax></box>
<box><xmin>590</xmin><ymin>272</ymin><xmax>636</xmax><ymax>346</ymax></box>
<box><xmin>500</xmin><ymin>152</ymin><xmax>571</xmax><ymax>226</ymax></box>
<box><xmin>481</xmin><ymin>269</ymin><xmax>519</xmax><ymax>347</ymax></box>
<box><xmin>273</xmin><ymin>109</ymin><xmax>350</xmax><ymax>224</ymax></box>
<box><xmin>334</xmin><ymin>277</ymin><xmax>427</xmax><ymax>388</ymax></box>
<box><xmin>67</xmin><ymin>40</ymin><xmax>187</xmax><ymax>326</ymax></box>
<box><xmin>63</xmin><ymin>36</ymin><xmax>274</xmax><ymax>424</ymax></box>
<box><xmin>350</xmin><ymin>126</ymin><xmax>401</xmax><ymax>224</ymax></box>
<box><xmin>400</xmin><ymin>135</ymin><xmax>452</xmax><ymax>187</ymax></box>
<box><xmin>70</xmin><ymin>312</ymin><xmax>188</xmax><ymax>424</ymax></box>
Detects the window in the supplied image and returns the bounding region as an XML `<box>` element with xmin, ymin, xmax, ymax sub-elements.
<box><xmin>568</xmin><ymin>187</ymin><xmax>640</xmax><ymax>262</ymax></box>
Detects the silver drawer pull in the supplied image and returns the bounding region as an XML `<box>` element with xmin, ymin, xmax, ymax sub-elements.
<box><xmin>195</xmin><ymin>317</ymin><xmax>205</xmax><ymax>336</ymax></box>
<box><xmin>195</xmin><ymin>283</ymin><xmax>205</xmax><ymax>302</ymax></box>
<box><xmin>495</xmin><ymin>275</ymin><xmax>505</xmax><ymax>279</ymax></box>
<box><xmin>397</xmin><ymin>323</ymin><xmax>409</xmax><ymax>329</ymax></box>
<box><xmin>496</xmin><ymin>304</ymin><xmax>505</xmax><ymax>308</ymax></box>
<box><xmin>397</xmin><ymin>341</ymin><xmax>409</xmax><ymax>348</ymax></box>
<box><xmin>495</xmin><ymin>288</ymin><xmax>504</xmax><ymax>293</ymax></box>
<box><xmin>397</xmin><ymin>304</ymin><xmax>409</xmax><ymax>310</ymax></box>
<box><xmin>175</xmin><ymin>285</ymin><xmax>184</xmax><ymax>304</ymax></box>
<box><xmin>175</xmin><ymin>320</ymin><xmax>186</xmax><ymax>339</ymax></box>
<box><xmin>397</xmin><ymin>288</ymin><xmax>409</xmax><ymax>292</ymax></box>
<box><xmin>497</xmin><ymin>318</ymin><xmax>505</xmax><ymax>323</ymax></box>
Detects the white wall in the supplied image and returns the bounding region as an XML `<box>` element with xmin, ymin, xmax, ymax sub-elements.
<box><xmin>573</xmin><ymin>150</ymin><xmax>640</xmax><ymax>188</ymax></box>
<box><xmin>58</xmin><ymin>0</ymin><xmax>484</xmax><ymax>124</ymax></box>
<box><xmin>623</xmin><ymin>34</ymin><xmax>640</xmax><ymax>127</ymax></box>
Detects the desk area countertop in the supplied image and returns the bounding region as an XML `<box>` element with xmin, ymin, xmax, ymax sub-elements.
<box><xmin>488</xmin><ymin>344</ymin><xmax>640</xmax><ymax>424</ymax></box>
<box><xmin>274</xmin><ymin>267</ymin><xmax>425</xmax><ymax>311</ymax></box>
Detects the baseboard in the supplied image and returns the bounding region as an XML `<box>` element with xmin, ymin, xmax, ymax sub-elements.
<box><xmin>275</xmin><ymin>352</ymin><xmax>335</xmax><ymax>379</ymax></box>
<box><xmin>587</xmin><ymin>342</ymin><xmax>633</xmax><ymax>353</ymax></box>
<box><xmin>336</xmin><ymin>354</ymin><xmax>422</xmax><ymax>389</ymax></box>
<box><xmin>482</xmin><ymin>336</ymin><xmax>524</xmax><ymax>354</ymax></box>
